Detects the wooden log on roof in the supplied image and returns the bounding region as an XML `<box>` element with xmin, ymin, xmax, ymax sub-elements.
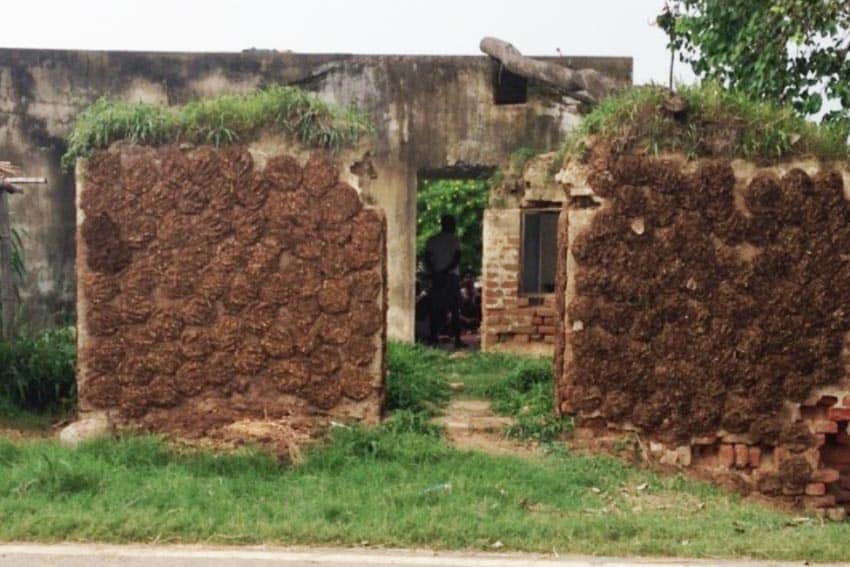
<box><xmin>479</xmin><ymin>37</ymin><xmax>618</xmax><ymax>105</ymax></box>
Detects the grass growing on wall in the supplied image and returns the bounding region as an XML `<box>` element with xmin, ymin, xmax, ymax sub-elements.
<box><xmin>62</xmin><ymin>85</ymin><xmax>373</xmax><ymax>170</ymax></box>
<box><xmin>562</xmin><ymin>82</ymin><xmax>850</xmax><ymax>163</ymax></box>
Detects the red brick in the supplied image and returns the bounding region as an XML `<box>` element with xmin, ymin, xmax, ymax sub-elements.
<box><xmin>544</xmin><ymin>336</ymin><xmax>555</xmax><ymax>344</ymax></box>
<box><xmin>813</xmin><ymin>468</ymin><xmax>841</xmax><ymax>483</ymax></box>
<box><xmin>806</xmin><ymin>483</ymin><xmax>827</xmax><ymax>496</ymax></box>
<box><xmin>512</xmin><ymin>325</ymin><xmax>535</xmax><ymax>334</ymax></box>
<box><xmin>836</xmin><ymin>432</ymin><xmax>850</xmax><ymax>445</ymax></box>
<box><xmin>543</xmin><ymin>316</ymin><xmax>556</xmax><ymax>325</ymax></box>
<box><xmin>844</xmin><ymin>394</ymin><xmax>850</xmax><ymax>407</ymax></box>
<box><xmin>532</xmin><ymin>316</ymin><xmax>543</xmax><ymax>325</ymax></box>
<box><xmin>513</xmin><ymin>334</ymin><xmax>529</xmax><ymax>343</ymax></box>
<box><xmin>748</xmin><ymin>447</ymin><xmax>761</xmax><ymax>468</ymax></box>
<box><xmin>827</xmin><ymin>407</ymin><xmax>850</xmax><ymax>421</ymax></box>
<box><xmin>834</xmin><ymin>489</ymin><xmax>850</xmax><ymax>504</ymax></box>
<box><xmin>718</xmin><ymin>444</ymin><xmax>735</xmax><ymax>468</ymax></box>
<box><xmin>538</xmin><ymin>325</ymin><xmax>557</xmax><ymax>334</ymax></box>
<box><xmin>517</xmin><ymin>297</ymin><xmax>530</xmax><ymax>307</ymax></box>
<box><xmin>807</xmin><ymin>494</ymin><xmax>837</xmax><ymax>508</ymax></box>
<box><xmin>813</xmin><ymin>420</ymin><xmax>839</xmax><ymax>434</ymax></box>
<box><xmin>530</xmin><ymin>334</ymin><xmax>543</xmax><ymax>341</ymax></box>
<box><xmin>822</xmin><ymin>445</ymin><xmax>850</xmax><ymax>466</ymax></box>
<box><xmin>734</xmin><ymin>444</ymin><xmax>749</xmax><ymax>468</ymax></box>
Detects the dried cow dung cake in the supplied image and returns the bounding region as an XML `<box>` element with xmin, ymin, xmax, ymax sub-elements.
<box><xmin>302</xmin><ymin>153</ymin><xmax>339</xmax><ymax>196</ymax></box>
<box><xmin>81</xmin><ymin>213</ymin><xmax>131</xmax><ymax>274</ymax></box>
<box><xmin>78</xmin><ymin>146</ymin><xmax>385</xmax><ymax>430</ymax></box>
<box><xmin>264</xmin><ymin>155</ymin><xmax>302</xmax><ymax>191</ymax></box>
<box><xmin>84</xmin><ymin>273</ymin><xmax>119</xmax><ymax>304</ymax></box>
<box><xmin>320</xmin><ymin>182</ymin><xmax>362</xmax><ymax>224</ymax></box>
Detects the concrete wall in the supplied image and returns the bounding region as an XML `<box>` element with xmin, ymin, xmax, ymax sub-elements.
<box><xmin>0</xmin><ymin>48</ymin><xmax>631</xmax><ymax>340</ymax></box>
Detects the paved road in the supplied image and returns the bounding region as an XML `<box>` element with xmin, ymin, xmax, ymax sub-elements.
<box><xmin>0</xmin><ymin>543</ymin><xmax>832</xmax><ymax>567</ymax></box>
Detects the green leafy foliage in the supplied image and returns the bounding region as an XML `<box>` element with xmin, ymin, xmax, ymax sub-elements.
<box><xmin>658</xmin><ymin>0</ymin><xmax>850</xmax><ymax>124</ymax></box>
<box><xmin>564</xmin><ymin>83</ymin><xmax>850</xmax><ymax>162</ymax></box>
<box><xmin>0</xmin><ymin>327</ymin><xmax>76</xmax><ymax>413</ymax></box>
<box><xmin>62</xmin><ymin>85</ymin><xmax>373</xmax><ymax>170</ymax></box>
<box><xmin>385</xmin><ymin>342</ymin><xmax>450</xmax><ymax>416</ymax></box>
<box><xmin>416</xmin><ymin>178</ymin><xmax>489</xmax><ymax>273</ymax></box>
<box><xmin>485</xmin><ymin>359</ymin><xmax>572</xmax><ymax>443</ymax></box>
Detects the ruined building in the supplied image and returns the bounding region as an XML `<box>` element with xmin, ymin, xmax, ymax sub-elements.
<box><xmin>0</xmin><ymin>48</ymin><xmax>632</xmax><ymax>342</ymax></box>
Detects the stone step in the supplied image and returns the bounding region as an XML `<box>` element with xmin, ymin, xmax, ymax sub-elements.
<box><xmin>439</xmin><ymin>416</ymin><xmax>515</xmax><ymax>432</ymax></box>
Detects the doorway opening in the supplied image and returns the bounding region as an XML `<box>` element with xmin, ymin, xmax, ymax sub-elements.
<box><xmin>415</xmin><ymin>166</ymin><xmax>493</xmax><ymax>350</ymax></box>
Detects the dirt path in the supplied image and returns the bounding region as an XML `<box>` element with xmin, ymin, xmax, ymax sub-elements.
<box><xmin>434</xmin><ymin>399</ymin><xmax>537</xmax><ymax>456</ymax></box>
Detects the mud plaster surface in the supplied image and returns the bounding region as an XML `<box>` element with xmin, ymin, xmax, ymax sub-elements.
<box><xmin>562</xmin><ymin>150</ymin><xmax>850</xmax><ymax>448</ymax></box>
<box><xmin>77</xmin><ymin>145</ymin><xmax>386</xmax><ymax>437</ymax></box>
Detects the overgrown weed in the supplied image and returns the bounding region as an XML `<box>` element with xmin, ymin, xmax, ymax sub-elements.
<box><xmin>562</xmin><ymin>82</ymin><xmax>850</xmax><ymax>164</ymax></box>
<box><xmin>63</xmin><ymin>85</ymin><xmax>372</xmax><ymax>169</ymax></box>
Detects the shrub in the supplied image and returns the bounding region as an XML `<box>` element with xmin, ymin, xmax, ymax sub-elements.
<box><xmin>0</xmin><ymin>327</ymin><xmax>76</xmax><ymax>412</ymax></box>
<box><xmin>385</xmin><ymin>342</ymin><xmax>450</xmax><ymax>416</ymax></box>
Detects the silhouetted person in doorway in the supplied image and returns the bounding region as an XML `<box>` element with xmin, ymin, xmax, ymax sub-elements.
<box><xmin>424</xmin><ymin>215</ymin><xmax>463</xmax><ymax>348</ymax></box>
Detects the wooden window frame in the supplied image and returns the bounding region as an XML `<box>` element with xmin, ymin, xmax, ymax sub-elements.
<box><xmin>519</xmin><ymin>208</ymin><xmax>560</xmax><ymax>297</ymax></box>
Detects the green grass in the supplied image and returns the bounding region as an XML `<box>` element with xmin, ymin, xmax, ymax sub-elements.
<box><xmin>485</xmin><ymin>359</ymin><xmax>571</xmax><ymax>443</ymax></box>
<box><xmin>385</xmin><ymin>342</ymin><xmax>451</xmax><ymax>416</ymax></box>
<box><xmin>394</xmin><ymin>344</ymin><xmax>570</xmax><ymax>442</ymax></box>
<box><xmin>563</xmin><ymin>82</ymin><xmax>850</xmax><ymax>163</ymax></box>
<box><xmin>1</xmin><ymin>432</ymin><xmax>850</xmax><ymax>560</ymax></box>
<box><xmin>2</xmin><ymin>341</ymin><xmax>850</xmax><ymax>559</ymax></box>
<box><xmin>62</xmin><ymin>85</ymin><xmax>373</xmax><ymax>170</ymax></box>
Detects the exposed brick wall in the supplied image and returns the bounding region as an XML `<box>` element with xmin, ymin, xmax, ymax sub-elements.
<box><xmin>481</xmin><ymin>208</ymin><xmax>558</xmax><ymax>355</ymax></box>
<box><xmin>557</xmin><ymin>152</ymin><xmax>850</xmax><ymax>517</ymax></box>
<box><xmin>76</xmin><ymin>144</ymin><xmax>386</xmax><ymax>439</ymax></box>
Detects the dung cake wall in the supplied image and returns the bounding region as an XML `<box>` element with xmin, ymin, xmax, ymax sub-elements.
<box><xmin>76</xmin><ymin>142</ymin><xmax>386</xmax><ymax>438</ymax></box>
<box><xmin>556</xmin><ymin>151</ymin><xmax>850</xmax><ymax>515</ymax></box>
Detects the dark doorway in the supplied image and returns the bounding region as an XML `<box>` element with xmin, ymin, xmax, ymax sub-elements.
<box><xmin>415</xmin><ymin>168</ymin><xmax>492</xmax><ymax>349</ymax></box>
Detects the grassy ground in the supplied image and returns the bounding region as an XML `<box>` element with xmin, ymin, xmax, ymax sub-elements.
<box><xmin>3</xmin><ymin>343</ymin><xmax>850</xmax><ymax>560</ymax></box>
<box><xmin>2</xmin><ymin>430</ymin><xmax>850</xmax><ymax>560</ymax></box>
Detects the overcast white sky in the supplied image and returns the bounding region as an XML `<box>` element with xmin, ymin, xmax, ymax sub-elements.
<box><xmin>2</xmin><ymin>0</ymin><xmax>695</xmax><ymax>86</ymax></box>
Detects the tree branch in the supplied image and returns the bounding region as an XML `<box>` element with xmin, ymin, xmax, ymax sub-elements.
<box><xmin>479</xmin><ymin>37</ymin><xmax>619</xmax><ymax>104</ymax></box>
